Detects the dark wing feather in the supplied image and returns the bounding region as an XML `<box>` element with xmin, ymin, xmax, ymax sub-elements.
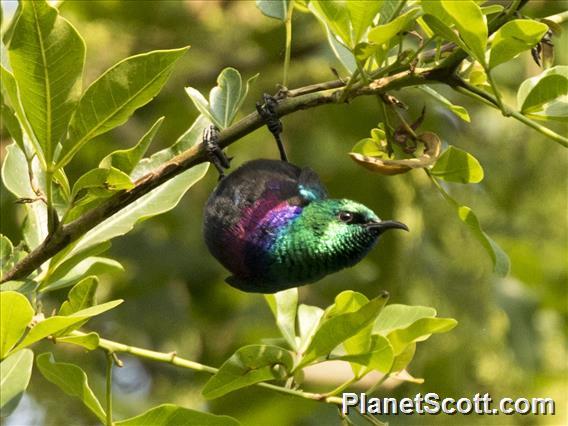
<box><xmin>203</xmin><ymin>159</ymin><xmax>326</xmax><ymax>278</ymax></box>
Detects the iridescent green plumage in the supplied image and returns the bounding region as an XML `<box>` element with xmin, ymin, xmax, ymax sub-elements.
<box><xmin>204</xmin><ymin>159</ymin><xmax>408</xmax><ymax>293</ymax></box>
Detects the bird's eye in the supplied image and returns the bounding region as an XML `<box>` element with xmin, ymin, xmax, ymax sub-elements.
<box><xmin>338</xmin><ymin>212</ymin><xmax>354</xmax><ymax>223</ymax></box>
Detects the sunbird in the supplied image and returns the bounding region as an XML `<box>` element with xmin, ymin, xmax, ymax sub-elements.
<box><xmin>203</xmin><ymin>159</ymin><xmax>408</xmax><ymax>293</ymax></box>
<box><xmin>202</xmin><ymin>95</ymin><xmax>408</xmax><ymax>293</ymax></box>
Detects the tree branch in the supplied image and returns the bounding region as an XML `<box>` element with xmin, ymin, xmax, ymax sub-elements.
<box><xmin>0</xmin><ymin>0</ymin><xmax>537</xmax><ymax>283</ymax></box>
<box><xmin>71</xmin><ymin>331</ymin><xmax>342</xmax><ymax>405</ymax></box>
<box><xmin>1</xmin><ymin>69</ymin><xmax>436</xmax><ymax>283</ymax></box>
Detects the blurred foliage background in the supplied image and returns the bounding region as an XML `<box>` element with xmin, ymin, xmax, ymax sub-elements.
<box><xmin>1</xmin><ymin>1</ymin><xmax>566</xmax><ymax>425</ymax></box>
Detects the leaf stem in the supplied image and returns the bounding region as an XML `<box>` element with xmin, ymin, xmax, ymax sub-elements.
<box><xmin>71</xmin><ymin>331</ymin><xmax>343</xmax><ymax>406</ymax></box>
<box><xmin>283</xmin><ymin>2</ymin><xmax>294</xmax><ymax>88</ymax></box>
<box><xmin>454</xmin><ymin>77</ymin><xmax>568</xmax><ymax>148</ymax></box>
<box><xmin>105</xmin><ymin>352</ymin><xmax>113</xmax><ymax>426</ymax></box>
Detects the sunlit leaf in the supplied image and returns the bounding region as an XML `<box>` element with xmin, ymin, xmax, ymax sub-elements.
<box><xmin>297</xmin><ymin>304</ymin><xmax>324</xmax><ymax>353</ymax></box>
<box><xmin>390</xmin><ymin>342</ymin><xmax>416</xmax><ymax>372</ymax></box>
<box><xmin>310</xmin><ymin>0</ymin><xmax>383</xmax><ymax>49</ymax></box>
<box><xmin>41</xmin><ymin>256</ymin><xmax>122</xmax><ymax>293</ymax></box>
<box><xmin>1</xmin><ymin>144</ymin><xmax>48</xmax><ymax>250</ymax></box>
<box><xmin>299</xmin><ymin>292</ymin><xmax>389</xmax><ymax>367</ymax></box>
<box><xmin>456</xmin><ymin>204</ymin><xmax>510</xmax><ymax>276</ymax></box>
<box><xmin>56</xmin><ymin>332</ymin><xmax>99</xmax><ymax>351</ymax></box>
<box><xmin>0</xmin><ymin>291</ymin><xmax>34</xmax><ymax>359</ymax></box>
<box><xmin>71</xmin><ymin>167</ymin><xmax>133</xmax><ymax>199</ymax></box>
<box><xmin>202</xmin><ymin>345</ymin><xmax>294</xmax><ymax>399</ymax></box>
<box><xmin>489</xmin><ymin>19</ymin><xmax>548</xmax><ymax>69</ymax></box>
<box><xmin>7</xmin><ymin>0</ymin><xmax>85</xmax><ymax>164</ymax></box>
<box><xmin>367</xmin><ymin>8</ymin><xmax>421</xmax><ymax>47</ymax></box>
<box><xmin>421</xmin><ymin>14</ymin><xmax>468</xmax><ymax>52</ymax></box>
<box><xmin>99</xmin><ymin>117</ymin><xmax>164</xmax><ymax>175</ymax></box>
<box><xmin>115</xmin><ymin>404</ymin><xmax>240</xmax><ymax>426</ymax></box>
<box><xmin>256</xmin><ymin>0</ymin><xmax>291</xmax><ymax>22</ymax></box>
<box><xmin>430</xmin><ymin>146</ymin><xmax>484</xmax><ymax>183</ymax></box>
<box><xmin>518</xmin><ymin>66</ymin><xmax>568</xmax><ymax>114</ymax></box>
<box><xmin>265</xmin><ymin>288</ymin><xmax>298</xmax><ymax>350</ymax></box>
<box><xmin>186</xmin><ymin>68</ymin><xmax>257</xmax><ymax>129</ymax></box>
<box><xmin>209</xmin><ymin>68</ymin><xmax>258</xmax><ymax>129</ymax></box>
<box><xmin>58</xmin><ymin>47</ymin><xmax>189</xmax><ymax>167</ymax></box>
<box><xmin>333</xmin><ymin>334</ymin><xmax>394</xmax><ymax>374</ymax></box>
<box><xmin>0</xmin><ymin>349</ymin><xmax>33</xmax><ymax>417</ymax></box>
<box><xmin>374</xmin><ymin>304</ymin><xmax>436</xmax><ymax>335</ymax></box>
<box><xmin>440</xmin><ymin>0</ymin><xmax>487</xmax><ymax>64</ymax></box>
<box><xmin>12</xmin><ymin>300</ymin><xmax>123</xmax><ymax>352</ymax></box>
<box><xmin>419</xmin><ymin>86</ymin><xmax>471</xmax><ymax>122</ymax></box>
<box><xmin>386</xmin><ymin>317</ymin><xmax>457</xmax><ymax>355</ymax></box>
<box><xmin>58</xmin><ymin>276</ymin><xmax>98</xmax><ymax>316</ymax></box>
<box><xmin>434</xmin><ymin>182</ymin><xmax>510</xmax><ymax>276</ymax></box>
<box><xmin>36</xmin><ymin>353</ymin><xmax>106</xmax><ymax>423</ymax></box>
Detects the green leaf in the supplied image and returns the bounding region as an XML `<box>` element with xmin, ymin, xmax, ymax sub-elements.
<box><xmin>390</xmin><ymin>341</ymin><xmax>416</xmax><ymax>372</ymax></box>
<box><xmin>0</xmin><ymin>281</ymin><xmax>38</xmax><ymax>298</ymax></box>
<box><xmin>115</xmin><ymin>404</ymin><xmax>240</xmax><ymax>426</ymax></box>
<box><xmin>56</xmin><ymin>332</ymin><xmax>99</xmax><ymax>351</ymax></box>
<box><xmin>99</xmin><ymin>117</ymin><xmax>164</xmax><ymax>175</ymax></box>
<box><xmin>333</xmin><ymin>334</ymin><xmax>393</xmax><ymax>374</ymax></box>
<box><xmin>421</xmin><ymin>14</ymin><xmax>468</xmax><ymax>53</ymax></box>
<box><xmin>386</xmin><ymin>317</ymin><xmax>457</xmax><ymax>355</ymax></box>
<box><xmin>346</xmin><ymin>0</ymin><xmax>384</xmax><ymax>46</ymax></box>
<box><xmin>41</xmin><ymin>256</ymin><xmax>123</xmax><ymax>293</ymax></box>
<box><xmin>489</xmin><ymin>19</ymin><xmax>548</xmax><ymax>69</ymax></box>
<box><xmin>1</xmin><ymin>143</ymin><xmax>48</xmax><ymax>250</ymax></box>
<box><xmin>186</xmin><ymin>68</ymin><xmax>258</xmax><ymax>129</ymax></box>
<box><xmin>202</xmin><ymin>345</ymin><xmax>294</xmax><ymax>399</ymax></box>
<box><xmin>0</xmin><ymin>66</ymin><xmax>30</xmax><ymax>155</ymax></box>
<box><xmin>481</xmin><ymin>5</ymin><xmax>505</xmax><ymax>15</ymax></box>
<box><xmin>256</xmin><ymin>0</ymin><xmax>291</xmax><ymax>22</ymax></box>
<box><xmin>59</xmin><ymin>276</ymin><xmax>98</xmax><ymax>316</ymax></box>
<box><xmin>71</xmin><ymin>167</ymin><xmax>133</xmax><ymax>199</ymax></box>
<box><xmin>12</xmin><ymin>300</ymin><xmax>123</xmax><ymax>352</ymax></box>
<box><xmin>265</xmin><ymin>288</ymin><xmax>298</xmax><ymax>350</ymax></box>
<box><xmin>309</xmin><ymin>0</ymin><xmax>383</xmax><ymax>49</ymax></box>
<box><xmin>7</xmin><ymin>0</ymin><xmax>85</xmax><ymax>164</ymax></box>
<box><xmin>0</xmin><ymin>349</ymin><xmax>34</xmax><ymax>417</ymax></box>
<box><xmin>455</xmin><ymin>204</ymin><xmax>510</xmax><ymax>276</ymax></box>
<box><xmin>58</xmin><ymin>47</ymin><xmax>189</xmax><ymax>168</ymax></box>
<box><xmin>374</xmin><ymin>304</ymin><xmax>436</xmax><ymax>335</ymax></box>
<box><xmin>518</xmin><ymin>66</ymin><xmax>568</xmax><ymax>114</ymax></box>
<box><xmin>0</xmin><ymin>291</ymin><xmax>34</xmax><ymax>359</ymax></box>
<box><xmin>0</xmin><ymin>89</ymin><xmax>24</xmax><ymax>153</ymax></box>
<box><xmin>210</xmin><ymin>68</ymin><xmax>258</xmax><ymax>129</ymax></box>
<box><xmin>62</xmin><ymin>120</ymin><xmax>209</xmax><ymax>258</ymax></box>
<box><xmin>324</xmin><ymin>24</ymin><xmax>357</xmax><ymax>73</ymax></box>
<box><xmin>367</xmin><ymin>8</ymin><xmax>421</xmax><ymax>47</ymax></box>
<box><xmin>36</xmin><ymin>353</ymin><xmax>106</xmax><ymax>423</ymax></box>
<box><xmin>430</xmin><ymin>146</ymin><xmax>484</xmax><ymax>183</ymax></box>
<box><xmin>440</xmin><ymin>0</ymin><xmax>487</xmax><ymax>64</ymax></box>
<box><xmin>299</xmin><ymin>292</ymin><xmax>389</xmax><ymax>367</ymax></box>
<box><xmin>419</xmin><ymin>86</ymin><xmax>471</xmax><ymax>122</ymax></box>
<box><xmin>0</xmin><ymin>236</ymin><xmax>27</xmax><ymax>279</ymax></box>
<box><xmin>44</xmin><ymin>241</ymin><xmax>111</xmax><ymax>288</ymax></box>
<box><xmin>297</xmin><ymin>304</ymin><xmax>324</xmax><ymax>353</ymax></box>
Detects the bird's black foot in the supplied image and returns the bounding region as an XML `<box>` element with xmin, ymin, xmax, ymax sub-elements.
<box><xmin>256</xmin><ymin>93</ymin><xmax>288</xmax><ymax>162</ymax></box>
<box><xmin>203</xmin><ymin>125</ymin><xmax>231</xmax><ymax>180</ymax></box>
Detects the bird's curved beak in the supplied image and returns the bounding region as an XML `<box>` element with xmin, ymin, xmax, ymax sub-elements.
<box><xmin>365</xmin><ymin>220</ymin><xmax>409</xmax><ymax>233</ymax></box>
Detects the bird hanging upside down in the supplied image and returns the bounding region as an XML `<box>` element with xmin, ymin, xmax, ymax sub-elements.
<box><xmin>202</xmin><ymin>95</ymin><xmax>408</xmax><ymax>293</ymax></box>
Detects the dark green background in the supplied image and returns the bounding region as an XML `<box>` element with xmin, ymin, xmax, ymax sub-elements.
<box><xmin>1</xmin><ymin>1</ymin><xmax>566</xmax><ymax>425</ymax></box>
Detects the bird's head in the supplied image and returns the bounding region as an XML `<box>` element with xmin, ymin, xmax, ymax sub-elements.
<box><xmin>291</xmin><ymin>198</ymin><xmax>408</xmax><ymax>269</ymax></box>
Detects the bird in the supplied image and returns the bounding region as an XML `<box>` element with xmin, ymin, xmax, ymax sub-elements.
<box><xmin>203</xmin><ymin>158</ymin><xmax>408</xmax><ymax>293</ymax></box>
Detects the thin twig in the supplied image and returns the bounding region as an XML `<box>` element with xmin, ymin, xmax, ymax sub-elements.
<box><xmin>70</xmin><ymin>331</ymin><xmax>343</xmax><ymax>406</ymax></box>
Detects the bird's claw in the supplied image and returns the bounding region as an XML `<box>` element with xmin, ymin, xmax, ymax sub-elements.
<box><xmin>203</xmin><ymin>125</ymin><xmax>231</xmax><ymax>180</ymax></box>
<box><xmin>256</xmin><ymin>93</ymin><xmax>288</xmax><ymax>162</ymax></box>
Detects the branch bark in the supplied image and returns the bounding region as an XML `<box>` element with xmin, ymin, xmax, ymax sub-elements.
<box><xmin>1</xmin><ymin>69</ymin><xmax>436</xmax><ymax>283</ymax></box>
<box><xmin>0</xmin><ymin>0</ymin><xmax>534</xmax><ymax>283</ymax></box>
